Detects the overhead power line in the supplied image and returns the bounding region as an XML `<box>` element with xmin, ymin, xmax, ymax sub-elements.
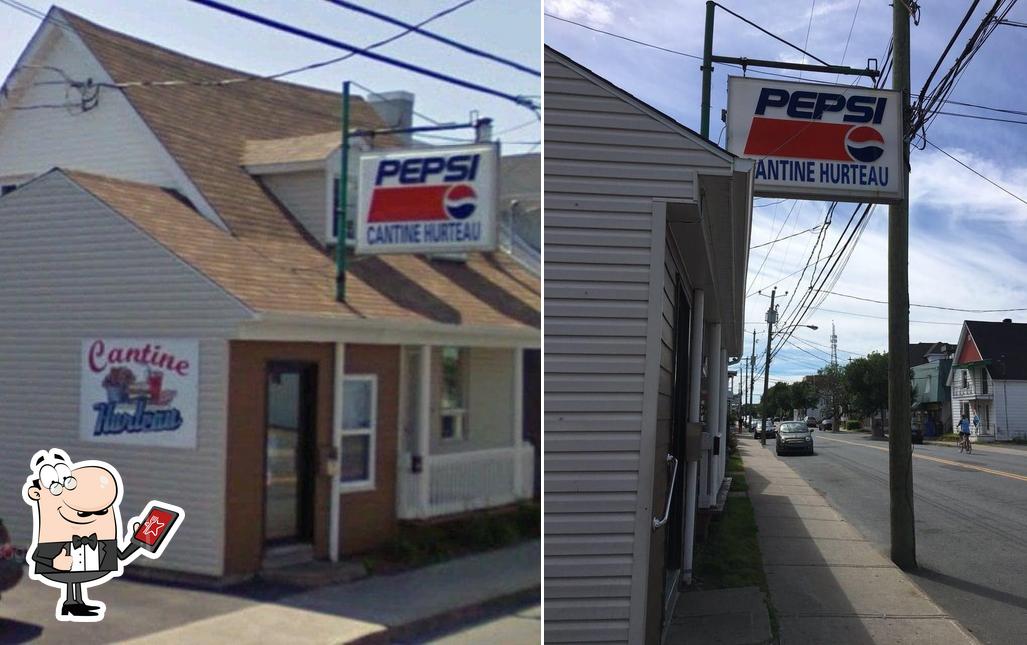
<box><xmin>814</xmin><ymin>307</ymin><xmax>964</xmax><ymax>325</ymax></box>
<box><xmin>925</xmin><ymin>139</ymin><xmax>1027</xmax><ymax>208</ymax></box>
<box><xmin>932</xmin><ymin>110</ymin><xmax>1027</xmax><ymax>126</ymax></box>
<box><xmin>544</xmin><ymin>13</ymin><xmax>701</xmax><ymax>60</ymax></box>
<box><xmin>3</xmin><ymin>0</ymin><xmax>485</xmax><ymax>94</ymax></box>
<box><xmin>322</xmin><ymin>0</ymin><xmax>539</xmax><ymax>76</ymax></box>
<box><xmin>186</xmin><ymin>0</ymin><xmax>539</xmax><ymax>112</ymax></box>
<box><xmin>749</xmin><ymin>225</ymin><xmax>822</xmax><ymax>249</ymax></box>
<box><xmin>710</xmin><ymin>1</ymin><xmax>832</xmax><ymax>67</ymax></box>
<box><xmin>544</xmin><ymin>12</ymin><xmax>848</xmax><ymax>84</ymax></box>
<box><xmin>825</xmin><ymin>289</ymin><xmax>1027</xmax><ymax>312</ymax></box>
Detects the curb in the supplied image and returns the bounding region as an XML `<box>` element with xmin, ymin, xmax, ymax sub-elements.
<box><xmin>350</xmin><ymin>585</ymin><xmax>540</xmax><ymax>644</ymax></box>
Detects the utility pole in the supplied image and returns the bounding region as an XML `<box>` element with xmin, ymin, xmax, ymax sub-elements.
<box><xmin>889</xmin><ymin>0</ymin><xmax>916</xmax><ymax>570</ymax></box>
<box><xmin>760</xmin><ymin>288</ymin><xmax>778</xmax><ymax>447</ymax></box>
<box><xmin>700</xmin><ymin>0</ymin><xmax>715</xmax><ymax>138</ymax></box>
<box><xmin>749</xmin><ymin>329</ymin><xmax>757</xmax><ymax>430</ymax></box>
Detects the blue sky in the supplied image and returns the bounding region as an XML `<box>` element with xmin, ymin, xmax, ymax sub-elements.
<box><xmin>0</xmin><ymin>0</ymin><xmax>541</xmax><ymax>152</ymax></box>
<box><xmin>545</xmin><ymin>0</ymin><xmax>1027</xmax><ymax>400</ymax></box>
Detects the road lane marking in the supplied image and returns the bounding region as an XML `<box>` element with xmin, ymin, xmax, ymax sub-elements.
<box><xmin>818</xmin><ymin>435</ymin><xmax>1027</xmax><ymax>484</ymax></box>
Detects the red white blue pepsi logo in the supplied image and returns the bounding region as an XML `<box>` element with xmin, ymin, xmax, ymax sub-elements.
<box><xmin>845</xmin><ymin>126</ymin><xmax>885</xmax><ymax>163</ymax></box>
<box><xmin>444</xmin><ymin>184</ymin><xmax>477</xmax><ymax>220</ymax></box>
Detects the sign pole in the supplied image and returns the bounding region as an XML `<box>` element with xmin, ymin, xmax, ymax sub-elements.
<box><xmin>700</xmin><ymin>0</ymin><xmax>715</xmax><ymax>138</ymax></box>
<box><xmin>336</xmin><ymin>80</ymin><xmax>351</xmax><ymax>303</ymax></box>
<box><xmin>889</xmin><ymin>0</ymin><xmax>916</xmax><ymax>570</ymax></box>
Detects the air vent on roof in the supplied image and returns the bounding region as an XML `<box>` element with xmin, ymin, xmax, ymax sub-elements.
<box><xmin>1003</xmin><ymin>318</ymin><xmax>1013</xmax><ymax>323</ymax></box>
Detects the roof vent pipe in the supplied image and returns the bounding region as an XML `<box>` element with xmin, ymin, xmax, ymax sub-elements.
<box><xmin>1003</xmin><ymin>318</ymin><xmax>1013</xmax><ymax>323</ymax></box>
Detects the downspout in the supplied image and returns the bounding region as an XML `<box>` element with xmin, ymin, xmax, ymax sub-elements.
<box><xmin>719</xmin><ymin>346</ymin><xmax>729</xmax><ymax>498</ymax></box>
<box><xmin>682</xmin><ymin>289</ymin><xmax>705</xmax><ymax>584</ymax></box>
<box><xmin>703</xmin><ymin>323</ymin><xmax>723</xmax><ymax>508</ymax></box>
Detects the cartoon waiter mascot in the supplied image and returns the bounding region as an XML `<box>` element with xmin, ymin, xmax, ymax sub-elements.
<box><xmin>22</xmin><ymin>449</ymin><xmax>183</xmax><ymax>622</ymax></box>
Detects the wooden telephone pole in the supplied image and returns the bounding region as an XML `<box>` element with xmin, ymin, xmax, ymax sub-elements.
<box><xmin>889</xmin><ymin>0</ymin><xmax>916</xmax><ymax>570</ymax></box>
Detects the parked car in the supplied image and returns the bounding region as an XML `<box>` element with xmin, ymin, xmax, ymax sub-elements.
<box><xmin>754</xmin><ymin>420</ymin><xmax>776</xmax><ymax>440</ymax></box>
<box><xmin>805</xmin><ymin>416</ymin><xmax>818</xmax><ymax>428</ymax></box>
<box><xmin>776</xmin><ymin>421</ymin><xmax>815</xmax><ymax>456</ymax></box>
<box><xmin>820</xmin><ymin>417</ymin><xmax>833</xmax><ymax>431</ymax></box>
<box><xmin>911</xmin><ymin>425</ymin><xmax>924</xmax><ymax>445</ymax></box>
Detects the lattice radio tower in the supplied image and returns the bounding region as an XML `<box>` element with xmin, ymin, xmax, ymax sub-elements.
<box><xmin>830</xmin><ymin>322</ymin><xmax>839</xmax><ymax>367</ymax></box>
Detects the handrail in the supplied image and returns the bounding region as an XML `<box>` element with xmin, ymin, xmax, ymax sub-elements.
<box><xmin>652</xmin><ymin>454</ymin><xmax>679</xmax><ymax>530</ymax></box>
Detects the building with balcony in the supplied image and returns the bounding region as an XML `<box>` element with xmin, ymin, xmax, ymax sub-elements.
<box><xmin>948</xmin><ymin>320</ymin><xmax>1027</xmax><ymax>442</ymax></box>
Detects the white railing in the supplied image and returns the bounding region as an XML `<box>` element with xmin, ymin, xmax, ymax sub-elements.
<box><xmin>397</xmin><ymin>444</ymin><xmax>534</xmax><ymax>519</ymax></box>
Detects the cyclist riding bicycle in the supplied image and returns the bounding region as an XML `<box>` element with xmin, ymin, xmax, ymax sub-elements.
<box><xmin>958</xmin><ymin>414</ymin><xmax>972</xmax><ymax>453</ymax></box>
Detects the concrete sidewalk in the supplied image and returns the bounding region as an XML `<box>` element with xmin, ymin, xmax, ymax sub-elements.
<box><xmin>741</xmin><ymin>440</ymin><xmax>977</xmax><ymax>644</ymax></box>
<box><xmin>667</xmin><ymin>586</ymin><xmax>772</xmax><ymax>645</ymax></box>
<box><xmin>0</xmin><ymin>539</ymin><xmax>532</xmax><ymax>645</ymax></box>
<box><xmin>111</xmin><ymin>539</ymin><xmax>539</xmax><ymax>644</ymax></box>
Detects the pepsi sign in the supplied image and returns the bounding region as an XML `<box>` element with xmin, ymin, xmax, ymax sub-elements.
<box><xmin>356</xmin><ymin>143</ymin><xmax>499</xmax><ymax>254</ymax></box>
<box><xmin>727</xmin><ymin>77</ymin><xmax>903</xmax><ymax>203</ymax></box>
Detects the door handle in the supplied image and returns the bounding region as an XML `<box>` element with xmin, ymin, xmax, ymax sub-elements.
<box><xmin>653</xmin><ymin>454</ymin><xmax>679</xmax><ymax>530</ymax></box>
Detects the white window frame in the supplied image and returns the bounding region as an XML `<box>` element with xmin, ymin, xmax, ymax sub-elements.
<box><xmin>338</xmin><ymin>374</ymin><xmax>377</xmax><ymax>493</ymax></box>
<box><xmin>439</xmin><ymin>347</ymin><xmax>469</xmax><ymax>442</ymax></box>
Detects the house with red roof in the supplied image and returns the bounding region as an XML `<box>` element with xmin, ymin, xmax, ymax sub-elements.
<box><xmin>0</xmin><ymin>8</ymin><xmax>539</xmax><ymax>578</ymax></box>
<box><xmin>947</xmin><ymin>320</ymin><xmax>1027</xmax><ymax>442</ymax></box>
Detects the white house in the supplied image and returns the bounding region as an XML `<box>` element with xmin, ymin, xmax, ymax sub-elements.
<box><xmin>948</xmin><ymin>319</ymin><xmax>1027</xmax><ymax>442</ymax></box>
<box><xmin>545</xmin><ymin>46</ymin><xmax>752</xmax><ymax>644</ymax></box>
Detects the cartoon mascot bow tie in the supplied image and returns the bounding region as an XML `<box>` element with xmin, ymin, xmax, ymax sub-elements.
<box><xmin>72</xmin><ymin>533</ymin><xmax>98</xmax><ymax>549</ymax></box>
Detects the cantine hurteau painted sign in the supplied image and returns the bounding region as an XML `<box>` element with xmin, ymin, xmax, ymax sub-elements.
<box><xmin>79</xmin><ymin>339</ymin><xmax>199</xmax><ymax>448</ymax></box>
<box><xmin>355</xmin><ymin>142</ymin><xmax>499</xmax><ymax>255</ymax></box>
<box><xmin>726</xmin><ymin>76</ymin><xmax>903</xmax><ymax>203</ymax></box>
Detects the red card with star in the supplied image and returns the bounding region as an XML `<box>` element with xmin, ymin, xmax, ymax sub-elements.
<box><xmin>132</xmin><ymin>506</ymin><xmax>179</xmax><ymax>550</ymax></box>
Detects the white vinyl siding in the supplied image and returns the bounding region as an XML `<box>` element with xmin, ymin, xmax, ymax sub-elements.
<box><xmin>544</xmin><ymin>50</ymin><xmax>727</xmax><ymax>644</ymax></box>
<box><xmin>262</xmin><ymin>170</ymin><xmax>328</xmax><ymax>244</ymax></box>
<box><xmin>993</xmin><ymin>381</ymin><xmax>1027</xmax><ymax>440</ymax></box>
<box><xmin>0</xmin><ymin>24</ymin><xmax>222</xmax><ymax>228</ymax></box>
<box><xmin>0</xmin><ymin>172</ymin><xmax>252</xmax><ymax>576</ymax></box>
<box><xmin>0</xmin><ymin>30</ymin><xmax>176</xmax><ymax>189</ymax></box>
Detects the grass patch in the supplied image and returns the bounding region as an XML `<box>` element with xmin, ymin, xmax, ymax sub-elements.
<box><xmin>690</xmin><ymin>449</ymin><xmax>778</xmax><ymax>639</ymax></box>
<box><xmin>362</xmin><ymin>501</ymin><xmax>539</xmax><ymax>575</ymax></box>
<box><xmin>1010</xmin><ymin>437</ymin><xmax>1027</xmax><ymax>445</ymax></box>
<box><xmin>934</xmin><ymin>433</ymin><xmax>960</xmax><ymax>443</ymax></box>
<box><xmin>728</xmin><ymin>452</ymin><xmax>744</xmax><ymax>473</ymax></box>
<box><xmin>730</xmin><ymin>474</ymin><xmax>749</xmax><ymax>492</ymax></box>
<box><xmin>691</xmin><ymin>496</ymin><xmax>765</xmax><ymax>590</ymax></box>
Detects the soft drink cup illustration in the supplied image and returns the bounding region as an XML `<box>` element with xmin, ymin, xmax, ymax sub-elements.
<box><xmin>147</xmin><ymin>371</ymin><xmax>163</xmax><ymax>401</ymax></box>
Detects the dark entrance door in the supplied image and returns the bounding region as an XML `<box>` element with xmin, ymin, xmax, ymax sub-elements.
<box><xmin>264</xmin><ymin>361</ymin><xmax>317</xmax><ymax>544</ymax></box>
<box><xmin>666</xmin><ymin>277</ymin><xmax>691</xmax><ymax>577</ymax></box>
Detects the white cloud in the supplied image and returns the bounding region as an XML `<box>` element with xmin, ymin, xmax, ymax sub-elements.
<box><xmin>910</xmin><ymin>148</ymin><xmax>1027</xmax><ymax>224</ymax></box>
<box><xmin>544</xmin><ymin>0</ymin><xmax>617</xmax><ymax>27</ymax></box>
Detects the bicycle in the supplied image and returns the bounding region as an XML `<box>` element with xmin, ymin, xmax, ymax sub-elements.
<box><xmin>959</xmin><ymin>433</ymin><xmax>973</xmax><ymax>454</ymax></box>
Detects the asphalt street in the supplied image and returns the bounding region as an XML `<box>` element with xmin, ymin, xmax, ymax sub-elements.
<box><xmin>753</xmin><ymin>431</ymin><xmax>1027</xmax><ymax>645</ymax></box>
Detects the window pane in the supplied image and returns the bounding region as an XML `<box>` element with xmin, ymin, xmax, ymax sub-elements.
<box><xmin>442</xmin><ymin>414</ymin><xmax>456</xmax><ymax>440</ymax></box>
<box><xmin>340</xmin><ymin>434</ymin><xmax>370</xmax><ymax>482</ymax></box>
<box><xmin>343</xmin><ymin>379</ymin><xmax>373</xmax><ymax>429</ymax></box>
<box><xmin>441</xmin><ymin>347</ymin><xmax>464</xmax><ymax>410</ymax></box>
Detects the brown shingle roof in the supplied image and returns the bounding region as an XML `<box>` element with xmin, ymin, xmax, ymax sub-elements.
<box><xmin>67</xmin><ymin>170</ymin><xmax>539</xmax><ymax>329</ymax></box>
<box><xmin>53</xmin><ymin>11</ymin><xmax>538</xmax><ymax>332</ymax></box>
<box><xmin>242</xmin><ymin>132</ymin><xmax>342</xmax><ymax>168</ymax></box>
<box><xmin>63</xmin><ymin>10</ymin><xmax>384</xmax><ymax>240</ymax></box>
